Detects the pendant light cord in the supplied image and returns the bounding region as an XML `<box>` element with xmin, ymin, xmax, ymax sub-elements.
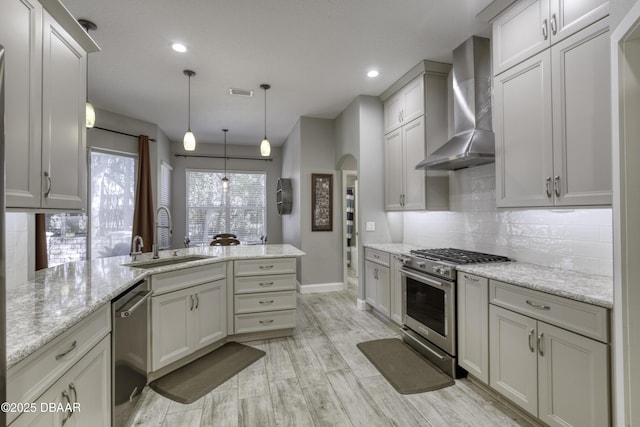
<box><xmin>223</xmin><ymin>129</ymin><xmax>228</xmax><ymax>174</ymax></box>
<box><xmin>188</xmin><ymin>74</ymin><xmax>191</xmax><ymax>131</ymax></box>
<box><xmin>263</xmin><ymin>87</ymin><xmax>267</xmax><ymax>139</ymax></box>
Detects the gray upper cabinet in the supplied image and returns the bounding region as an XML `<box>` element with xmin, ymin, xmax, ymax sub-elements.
<box><xmin>494</xmin><ymin>7</ymin><xmax>611</xmax><ymax>207</ymax></box>
<box><xmin>1</xmin><ymin>0</ymin><xmax>98</xmax><ymax>210</ymax></box>
<box><xmin>492</xmin><ymin>0</ymin><xmax>608</xmax><ymax>76</ymax></box>
<box><xmin>381</xmin><ymin>62</ymin><xmax>451</xmax><ymax>211</ymax></box>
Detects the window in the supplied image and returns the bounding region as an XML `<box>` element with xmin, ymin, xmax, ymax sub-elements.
<box><xmin>186</xmin><ymin>170</ymin><xmax>266</xmax><ymax>244</ymax></box>
<box><xmin>90</xmin><ymin>150</ymin><xmax>137</xmax><ymax>259</ymax></box>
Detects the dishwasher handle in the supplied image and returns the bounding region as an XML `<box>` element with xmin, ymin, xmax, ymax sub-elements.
<box><xmin>116</xmin><ymin>290</ymin><xmax>152</xmax><ymax>318</ymax></box>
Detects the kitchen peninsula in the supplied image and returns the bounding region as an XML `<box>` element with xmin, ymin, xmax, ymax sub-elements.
<box><xmin>5</xmin><ymin>244</ymin><xmax>304</xmax><ymax>425</ymax></box>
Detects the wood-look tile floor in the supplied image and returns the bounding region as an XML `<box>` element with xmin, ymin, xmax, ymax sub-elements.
<box><xmin>127</xmin><ymin>286</ymin><xmax>538</xmax><ymax>427</ymax></box>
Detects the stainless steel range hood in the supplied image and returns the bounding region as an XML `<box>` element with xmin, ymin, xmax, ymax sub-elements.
<box><xmin>416</xmin><ymin>36</ymin><xmax>494</xmax><ymax>170</ymax></box>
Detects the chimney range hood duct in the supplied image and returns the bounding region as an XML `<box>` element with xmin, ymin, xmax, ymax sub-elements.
<box><xmin>416</xmin><ymin>36</ymin><xmax>494</xmax><ymax>171</ymax></box>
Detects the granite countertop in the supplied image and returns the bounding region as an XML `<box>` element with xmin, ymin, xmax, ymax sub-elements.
<box><xmin>6</xmin><ymin>244</ymin><xmax>304</xmax><ymax>369</ymax></box>
<box><xmin>363</xmin><ymin>243</ymin><xmax>422</xmax><ymax>256</ymax></box>
<box><xmin>457</xmin><ymin>262</ymin><xmax>613</xmax><ymax>309</ymax></box>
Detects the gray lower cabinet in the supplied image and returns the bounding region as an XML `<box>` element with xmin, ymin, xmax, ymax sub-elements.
<box><xmin>457</xmin><ymin>273</ymin><xmax>489</xmax><ymax>383</ymax></box>
<box><xmin>364</xmin><ymin>248</ymin><xmax>391</xmax><ymax>317</ymax></box>
<box><xmin>489</xmin><ymin>303</ymin><xmax>609</xmax><ymax>427</ymax></box>
<box><xmin>389</xmin><ymin>255</ymin><xmax>404</xmax><ymax>325</ymax></box>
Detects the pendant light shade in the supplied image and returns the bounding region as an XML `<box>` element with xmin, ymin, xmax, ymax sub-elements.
<box><xmin>78</xmin><ymin>19</ymin><xmax>97</xmax><ymax>128</ymax></box>
<box><xmin>183</xmin><ymin>70</ymin><xmax>196</xmax><ymax>151</ymax></box>
<box><xmin>222</xmin><ymin>129</ymin><xmax>229</xmax><ymax>192</ymax></box>
<box><xmin>260</xmin><ymin>84</ymin><xmax>271</xmax><ymax>157</ymax></box>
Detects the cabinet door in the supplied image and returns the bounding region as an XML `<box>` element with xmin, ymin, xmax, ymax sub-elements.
<box><xmin>495</xmin><ymin>50</ymin><xmax>554</xmax><ymax>208</ymax></box>
<box><xmin>551</xmin><ymin>18</ymin><xmax>611</xmax><ymax>206</ymax></box>
<box><xmin>458</xmin><ymin>273</ymin><xmax>489</xmax><ymax>384</ymax></box>
<box><xmin>550</xmin><ymin>0</ymin><xmax>609</xmax><ymax>44</ymax></box>
<box><xmin>65</xmin><ymin>336</ymin><xmax>111</xmax><ymax>427</ymax></box>
<box><xmin>537</xmin><ymin>322</ymin><xmax>609</xmax><ymax>427</ymax></box>
<box><xmin>10</xmin><ymin>379</ymin><xmax>65</xmax><ymax>426</ymax></box>
<box><xmin>389</xmin><ymin>256</ymin><xmax>404</xmax><ymax>325</ymax></box>
<box><xmin>492</xmin><ymin>0</ymin><xmax>550</xmax><ymax>75</ymax></box>
<box><xmin>401</xmin><ymin>76</ymin><xmax>424</xmax><ymax>125</ymax></box>
<box><xmin>384</xmin><ymin>129</ymin><xmax>404</xmax><ymax>210</ymax></box>
<box><xmin>151</xmin><ymin>287</ymin><xmax>194</xmax><ymax>370</ymax></box>
<box><xmin>489</xmin><ymin>305</ymin><xmax>538</xmax><ymax>416</ymax></box>
<box><xmin>1</xmin><ymin>0</ymin><xmax>42</xmax><ymax>208</ymax></box>
<box><xmin>193</xmin><ymin>280</ymin><xmax>227</xmax><ymax>351</ymax></box>
<box><xmin>41</xmin><ymin>11</ymin><xmax>86</xmax><ymax>210</ymax></box>
<box><xmin>384</xmin><ymin>91</ymin><xmax>404</xmax><ymax>134</ymax></box>
<box><xmin>364</xmin><ymin>261</ymin><xmax>379</xmax><ymax>308</ymax></box>
<box><xmin>402</xmin><ymin>116</ymin><xmax>426</xmax><ymax>210</ymax></box>
<box><xmin>376</xmin><ymin>265</ymin><xmax>391</xmax><ymax>317</ymax></box>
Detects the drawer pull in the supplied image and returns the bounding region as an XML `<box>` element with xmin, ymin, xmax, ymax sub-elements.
<box><xmin>259</xmin><ymin>265</ymin><xmax>274</xmax><ymax>270</ymax></box>
<box><xmin>464</xmin><ymin>274</ymin><xmax>479</xmax><ymax>282</ymax></box>
<box><xmin>195</xmin><ymin>293</ymin><xmax>199</xmax><ymax>310</ymax></box>
<box><xmin>259</xmin><ymin>282</ymin><xmax>274</xmax><ymax>287</ymax></box>
<box><xmin>259</xmin><ymin>300</ymin><xmax>274</xmax><ymax>305</ymax></box>
<box><xmin>56</xmin><ymin>340</ymin><xmax>77</xmax><ymax>360</ymax></box>
<box><xmin>259</xmin><ymin>319</ymin><xmax>274</xmax><ymax>324</ymax></box>
<box><xmin>61</xmin><ymin>390</ymin><xmax>72</xmax><ymax>425</ymax></box>
<box><xmin>528</xmin><ymin>329</ymin><xmax>535</xmax><ymax>352</ymax></box>
<box><xmin>526</xmin><ymin>300</ymin><xmax>550</xmax><ymax>311</ymax></box>
<box><xmin>69</xmin><ymin>383</ymin><xmax>78</xmax><ymax>404</ymax></box>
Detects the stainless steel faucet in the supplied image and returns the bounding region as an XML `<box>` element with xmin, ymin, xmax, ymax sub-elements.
<box><xmin>153</xmin><ymin>206</ymin><xmax>173</xmax><ymax>259</ymax></box>
<box><xmin>131</xmin><ymin>235</ymin><xmax>144</xmax><ymax>261</ymax></box>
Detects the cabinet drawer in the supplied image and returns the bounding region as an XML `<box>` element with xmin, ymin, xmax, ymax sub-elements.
<box><xmin>151</xmin><ymin>262</ymin><xmax>225</xmax><ymax>295</ymax></box>
<box><xmin>489</xmin><ymin>280</ymin><xmax>609</xmax><ymax>343</ymax></box>
<box><xmin>234</xmin><ymin>291</ymin><xmax>297</xmax><ymax>314</ymax></box>
<box><xmin>234</xmin><ymin>258</ymin><xmax>296</xmax><ymax>276</ymax></box>
<box><xmin>7</xmin><ymin>305</ymin><xmax>110</xmax><ymax>420</ymax></box>
<box><xmin>365</xmin><ymin>248</ymin><xmax>390</xmax><ymax>266</ymax></box>
<box><xmin>234</xmin><ymin>310</ymin><xmax>296</xmax><ymax>334</ymax></box>
<box><xmin>235</xmin><ymin>274</ymin><xmax>296</xmax><ymax>294</ymax></box>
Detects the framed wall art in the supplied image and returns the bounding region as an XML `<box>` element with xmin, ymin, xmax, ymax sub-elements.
<box><xmin>311</xmin><ymin>173</ymin><xmax>333</xmax><ymax>231</ymax></box>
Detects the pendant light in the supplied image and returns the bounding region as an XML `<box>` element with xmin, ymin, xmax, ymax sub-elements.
<box><xmin>183</xmin><ymin>70</ymin><xmax>196</xmax><ymax>151</ymax></box>
<box><xmin>259</xmin><ymin>83</ymin><xmax>271</xmax><ymax>157</ymax></box>
<box><xmin>78</xmin><ymin>19</ymin><xmax>97</xmax><ymax>128</ymax></box>
<box><xmin>222</xmin><ymin>129</ymin><xmax>229</xmax><ymax>192</ymax></box>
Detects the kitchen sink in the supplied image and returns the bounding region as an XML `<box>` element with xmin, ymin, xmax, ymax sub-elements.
<box><xmin>123</xmin><ymin>255</ymin><xmax>215</xmax><ymax>269</ymax></box>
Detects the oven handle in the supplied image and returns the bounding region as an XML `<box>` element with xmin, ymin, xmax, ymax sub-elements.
<box><xmin>401</xmin><ymin>268</ymin><xmax>452</xmax><ymax>288</ymax></box>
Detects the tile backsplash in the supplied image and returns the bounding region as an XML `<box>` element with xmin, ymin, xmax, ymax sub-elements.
<box><xmin>402</xmin><ymin>164</ymin><xmax>613</xmax><ymax>276</ymax></box>
<box><xmin>5</xmin><ymin>213</ymin><xmax>30</xmax><ymax>289</ymax></box>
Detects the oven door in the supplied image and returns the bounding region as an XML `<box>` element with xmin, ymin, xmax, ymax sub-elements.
<box><xmin>401</xmin><ymin>268</ymin><xmax>456</xmax><ymax>356</ymax></box>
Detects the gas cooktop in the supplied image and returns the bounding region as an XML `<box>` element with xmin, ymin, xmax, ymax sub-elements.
<box><xmin>410</xmin><ymin>248</ymin><xmax>510</xmax><ymax>265</ymax></box>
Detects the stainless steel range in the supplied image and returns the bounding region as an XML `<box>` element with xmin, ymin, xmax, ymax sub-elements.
<box><xmin>400</xmin><ymin>248</ymin><xmax>510</xmax><ymax>377</ymax></box>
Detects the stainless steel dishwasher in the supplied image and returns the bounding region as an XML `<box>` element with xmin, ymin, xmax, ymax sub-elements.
<box><xmin>112</xmin><ymin>280</ymin><xmax>151</xmax><ymax>426</ymax></box>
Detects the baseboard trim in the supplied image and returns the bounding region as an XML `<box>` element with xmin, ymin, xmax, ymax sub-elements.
<box><xmin>297</xmin><ymin>282</ymin><xmax>344</xmax><ymax>294</ymax></box>
<box><xmin>357</xmin><ymin>298</ymin><xmax>369</xmax><ymax>311</ymax></box>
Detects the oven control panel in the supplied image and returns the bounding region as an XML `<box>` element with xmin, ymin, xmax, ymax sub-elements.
<box><xmin>432</xmin><ymin>265</ymin><xmax>452</xmax><ymax>276</ymax></box>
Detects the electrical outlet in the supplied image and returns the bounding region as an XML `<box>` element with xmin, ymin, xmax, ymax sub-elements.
<box><xmin>366</xmin><ymin>221</ymin><xmax>375</xmax><ymax>231</ymax></box>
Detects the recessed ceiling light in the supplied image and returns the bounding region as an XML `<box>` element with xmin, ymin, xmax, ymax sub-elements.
<box><xmin>171</xmin><ymin>42</ymin><xmax>188</xmax><ymax>53</ymax></box>
<box><xmin>367</xmin><ymin>70</ymin><xmax>380</xmax><ymax>78</ymax></box>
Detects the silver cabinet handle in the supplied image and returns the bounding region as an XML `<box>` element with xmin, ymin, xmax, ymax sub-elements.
<box><xmin>259</xmin><ymin>265</ymin><xmax>274</xmax><ymax>270</ymax></box>
<box><xmin>554</xmin><ymin>176</ymin><xmax>561</xmax><ymax>197</ymax></box>
<box><xmin>546</xmin><ymin>177</ymin><xmax>552</xmax><ymax>197</ymax></box>
<box><xmin>373</xmin><ymin>254</ymin><xmax>380</xmax><ymax>259</ymax></box>
<box><xmin>259</xmin><ymin>300</ymin><xmax>274</xmax><ymax>305</ymax></box>
<box><xmin>542</xmin><ymin>18</ymin><xmax>548</xmax><ymax>39</ymax></box>
<box><xmin>56</xmin><ymin>340</ymin><xmax>77</xmax><ymax>360</ymax></box>
<box><xmin>538</xmin><ymin>332</ymin><xmax>544</xmax><ymax>356</ymax></box>
<box><xmin>190</xmin><ymin>295</ymin><xmax>194</xmax><ymax>311</ymax></box>
<box><xmin>528</xmin><ymin>329</ymin><xmax>535</xmax><ymax>352</ymax></box>
<box><xmin>61</xmin><ymin>390</ymin><xmax>72</xmax><ymax>425</ymax></box>
<box><xmin>44</xmin><ymin>171</ymin><xmax>52</xmax><ymax>198</ymax></box>
<box><xmin>195</xmin><ymin>293</ymin><xmax>199</xmax><ymax>310</ymax></box>
<box><xmin>69</xmin><ymin>383</ymin><xmax>78</xmax><ymax>404</ymax></box>
<box><xmin>259</xmin><ymin>281</ymin><xmax>274</xmax><ymax>287</ymax></box>
<box><xmin>551</xmin><ymin>13</ymin><xmax>557</xmax><ymax>35</ymax></box>
<box><xmin>463</xmin><ymin>274</ymin><xmax>479</xmax><ymax>282</ymax></box>
<box><xmin>117</xmin><ymin>290</ymin><xmax>152</xmax><ymax>318</ymax></box>
<box><xmin>398</xmin><ymin>111</ymin><xmax>402</xmax><ymax>124</ymax></box>
<box><xmin>526</xmin><ymin>300</ymin><xmax>551</xmax><ymax>311</ymax></box>
<box><xmin>259</xmin><ymin>319</ymin><xmax>274</xmax><ymax>324</ymax></box>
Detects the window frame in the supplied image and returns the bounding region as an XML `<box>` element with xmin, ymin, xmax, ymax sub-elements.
<box><xmin>185</xmin><ymin>168</ymin><xmax>267</xmax><ymax>245</ymax></box>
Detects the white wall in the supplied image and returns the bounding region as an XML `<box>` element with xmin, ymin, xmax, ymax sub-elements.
<box><xmin>402</xmin><ymin>163</ymin><xmax>613</xmax><ymax>276</ymax></box>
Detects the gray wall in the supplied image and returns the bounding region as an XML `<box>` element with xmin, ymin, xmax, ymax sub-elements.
<box><xmin>281</xmin><ymin>120</ymin><xmax>302</xmax><ymax>281</ymax></box>
<box><xmin>170</xmin><ymin>141</ymin><xmax>283</xmax><ymax>248</ymax></box>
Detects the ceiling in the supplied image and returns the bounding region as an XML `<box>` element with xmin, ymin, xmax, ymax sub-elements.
<box><xmin>61</xmin><ymin>0</ymin><xmax>493</xmax><ymax>147</ymax></box>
